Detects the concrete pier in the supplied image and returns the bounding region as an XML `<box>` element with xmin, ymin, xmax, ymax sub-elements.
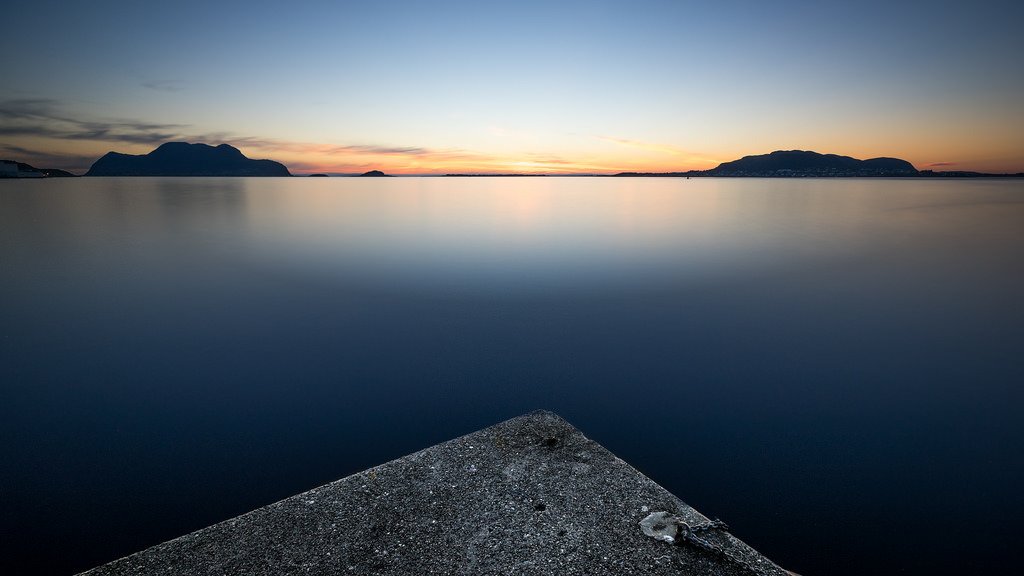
<box><xmin>80</xmin><ymin>410</ymin><xmax>788</xmax><ymax>575</ymax></box>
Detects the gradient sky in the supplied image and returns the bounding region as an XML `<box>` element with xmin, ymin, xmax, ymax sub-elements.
<box><xmin>2</xmin><ymin>0</ymin><xmax>1023</xmax><ymax>174</ymax></box>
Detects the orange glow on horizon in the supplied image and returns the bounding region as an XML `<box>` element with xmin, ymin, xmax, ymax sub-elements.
<box><xmin>257</xmin><ymin>143</ymin><xmax>727</xmax><ymax>175</ymax></box>
<box><xmin>228</xmin><ymin>135</ymin><xmax>1024</xmax><ymax>175</ymax></box>
<box><xmin>7</xmin><ymin>129</ymin><xmax>1024</xmax><ymax>175</ymax></box>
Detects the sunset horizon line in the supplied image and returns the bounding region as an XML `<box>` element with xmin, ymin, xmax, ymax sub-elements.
<box><xmin>8</xmin><ymin>138</ymin><xmax>1024</xmax><ymax>177</ymax></box>
<box><xmin>4</xmin><ymin>97</ymin><xmax>1022</xmax><ymax>175</ymax></box>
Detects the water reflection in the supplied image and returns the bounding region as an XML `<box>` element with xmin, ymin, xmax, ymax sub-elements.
<box><xmin>1</xmin><ymin>176</ymin><xmax>1023</xmax><ymax>576</ymax></box>
<box><xmin>236</xmin><ymin>177</ymin><xmax>918</xmax><ymax>290</ymax></box>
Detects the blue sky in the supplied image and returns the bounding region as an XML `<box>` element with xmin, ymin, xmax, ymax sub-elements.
<box><xmin>2</xmin><ymin>0</ymin><xmax>1022</xmax><ymax>173</ymax></box>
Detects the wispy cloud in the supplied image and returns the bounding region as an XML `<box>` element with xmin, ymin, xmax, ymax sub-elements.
<box><xmin>512</xmin><ymin>153</ymin><xmax>612</xmax><ymax>173</ymax></box>
<box><xmin>218</xmin><ymin>136</ymin><xmax>492</xmax><ymax>168</ymax></box>
<box><xmin>0</xmin><ymin>98</ymin><xmax>59</xmax><ymax>119</ymax></box>
<box><xmin>0</xmin><ymin>143</ymin><xmax>98</xmax><ymax>174</ymax></box>
<box><xmin>928</xmin><ymin>161</ymin><xmax>957</xmax><ymax>167</ymax></box>
<box><xmin>595</xmin><ymin>135</ymin><xmax>695</xmax><ymax>155</ymax></box>
<box><xmin>0</xmin><ymin>100</ymin><xmax>502</xmax><ymax>172</ymax></box>
<box><xmin>488</xmin><ymin>125</ymin><xmax>534</xmax><ymax>140</ymax></box>
<box><xmin>0</xmin><ymin>98</ymin><xmax>187</xmax><ymax>145</ymax></box>
<box><xmin>593</xmin><ymin>135</ymin><xmax>723</xmax><ymax>170</ymax></box>
<box><xmin>0</xmin><ymin>99</ymin><xmax>634</xmax><ymax>174</ymax></box>
<box><xmin>140</xmin><ymin>79</ymin><xmax>184</xmax><ymax>93</ymax></box>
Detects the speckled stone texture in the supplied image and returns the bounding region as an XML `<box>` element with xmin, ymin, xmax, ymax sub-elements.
<box><xmin>80</xmin><ymin>410</ymin><xmax>788</xmax><ymax>575</ymax></box>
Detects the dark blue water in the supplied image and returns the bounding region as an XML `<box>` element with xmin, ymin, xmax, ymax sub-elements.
<box><xmin>2</xmin><ymin>177</ymin><xmax>1022</xmax><ymax>575</ymax></box>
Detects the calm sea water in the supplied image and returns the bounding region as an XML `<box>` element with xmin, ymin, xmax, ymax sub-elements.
<box><xmin>2</xmin><ymin>177</ymin><xmax>1022</xmax><ymax>575</ymax></box>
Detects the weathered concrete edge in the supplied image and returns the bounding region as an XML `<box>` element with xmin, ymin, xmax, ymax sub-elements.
<box><xmin>78</xmin><ymin>409</ymin><xmax>789</xmax><ymax>575</ymax></box>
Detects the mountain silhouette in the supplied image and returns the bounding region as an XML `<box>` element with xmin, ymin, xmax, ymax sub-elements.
<box><xmin>616</xmin><ymin>150</ymin><xmax>920</xmax><ymax>177</ymax></box>
<box><xmin>711</xmin><ymin>150</ymin><xmax>917</xmax><ymax>176</ymax></box>
<box><xmin>85</xmin><ymin>142</ymin><xmax>291</xmax><ymax>176</ymax></box>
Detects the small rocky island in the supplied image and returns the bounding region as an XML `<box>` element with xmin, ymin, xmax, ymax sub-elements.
<box><xmin>358</xmin><ymin>169</ymin><xmax>391</xmax><ymax>177</ymax></box>
<box><xmin>85</xmin><ymin>142</ymin><xmax>291</xmax><ymax>177</ymax></box>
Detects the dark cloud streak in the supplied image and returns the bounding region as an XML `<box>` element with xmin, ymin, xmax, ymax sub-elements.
<box><xmin>140</xmin><ymin>80</ymin><xmax>184</xmax><ymax>92</ymax></box>
<box><xmin>0</xmin><ymin>143</ymin><xmax>96</xmax><ymax>174</ymax></box>
<box><xmin>0</xmin><ymin>98</ymin><xmax>512</xmax><ymax>173</ymax></box>
<box><xmin>0</xmin><ymin>98</ymin><xmax>63</xmax><ymax>120</ymax></box>
<box><xmin>0</xmin><ymin>98</ymin><xmax>187</xmax><ymax>146</ymax></box>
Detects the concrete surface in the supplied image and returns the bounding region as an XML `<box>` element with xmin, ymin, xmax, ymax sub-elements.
<box><xmin>80</xmin><ymin>410</ymin><xmax>788</xmax><ymax>575</ymax></box>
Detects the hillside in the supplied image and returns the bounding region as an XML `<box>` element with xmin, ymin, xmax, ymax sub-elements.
<box><xmin>85</xmin><ymin>142</ymin><xmax>291</xmax><ymax>176</ymax></box>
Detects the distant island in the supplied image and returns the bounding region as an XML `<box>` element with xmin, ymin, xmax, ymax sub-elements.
<box><xmin>615</xmin><ymin>150</ymin><xmax>1023</xmax><ymax>178</ymax></box>
<box><xmin>85</xmin><ymin>142</ymin><xmax>291</xmax><ymax>177</ymax></box>
<box><xmin>358</xmin><ymin>170</ymin><xmax>391</xmax><ymax>177</ymax></box>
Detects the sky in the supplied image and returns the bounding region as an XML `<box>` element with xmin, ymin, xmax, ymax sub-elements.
<box><xmin>2</xmin><ymin>0</ymin><xmax>1023</xmax><ymax>174</ymax></box>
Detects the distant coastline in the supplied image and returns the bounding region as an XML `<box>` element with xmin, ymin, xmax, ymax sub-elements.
<box><xmin>0</xmin><ymin>160</ymin><xmax>77</xmax><ymax>178</ymax></box>
<box><xmin>443</xmin><ymin>173</ymin><xmax>548</xmax><ymax>177</ymax></box>
<box><xmin>612</xmin><ymin>172</ymin><xmax>1024</xmax><ymax>178</ymax></box>
<box><xmin>612</xmin><ymin>150</ymin><xmax>1024</xmax><ymax>178</ymax></box>
<box><xmin>4</xmin><ymin>144</ymin><xmax>1023</xmax><ymax>178</ymax></box>
<box><xmin>613</xmin><ymin>170</ymin><xmax>1024</xmax><ymax>178</ymax></box>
